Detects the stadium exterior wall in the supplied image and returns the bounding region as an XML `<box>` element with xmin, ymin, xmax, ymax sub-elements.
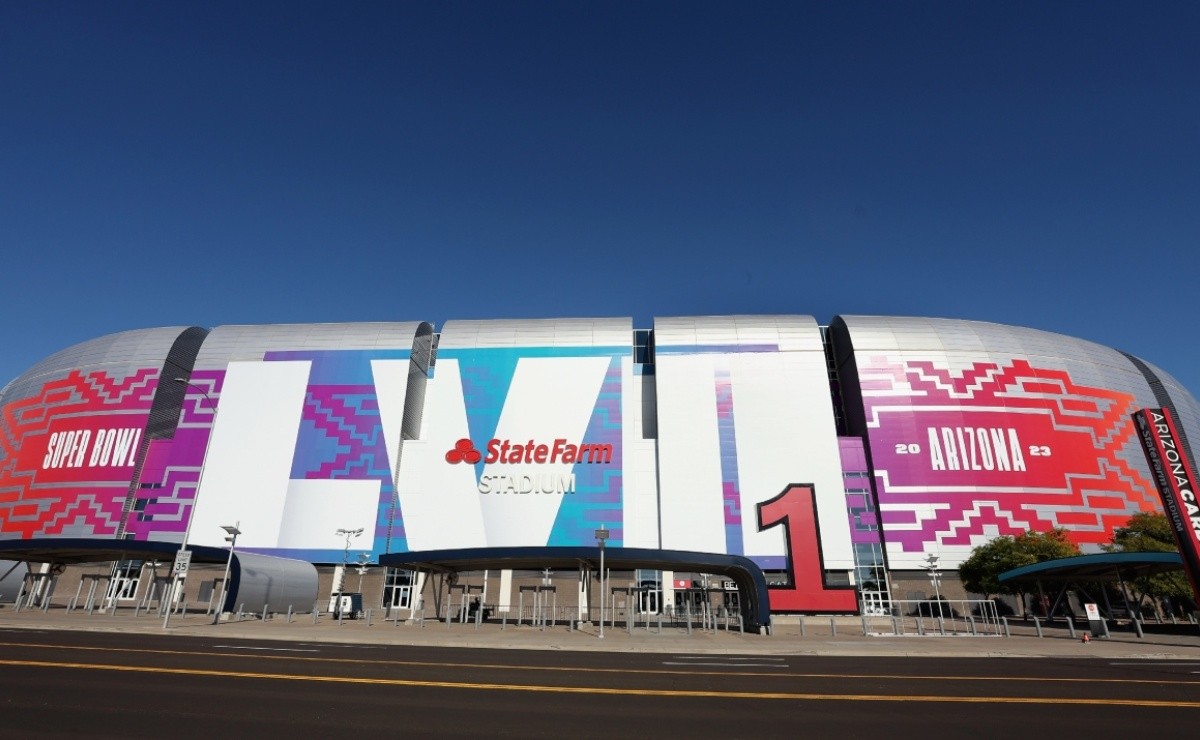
<box><xmin>2</xmin><ymin>315</ymin><xmax>1198</xmax><ymax>614</ymax></box>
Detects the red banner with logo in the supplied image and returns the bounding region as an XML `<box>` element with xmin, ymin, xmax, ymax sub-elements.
<box><xmin>1133</xmin><ymin>408</ymin><xmax>1200</xmax><ymax>605</ymax></box>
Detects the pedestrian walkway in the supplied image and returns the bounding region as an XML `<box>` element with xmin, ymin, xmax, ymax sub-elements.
<box><xmin>5</xmin><ymin>605</ymin><xmax>1200</xmax><ymax>659</ymax></box>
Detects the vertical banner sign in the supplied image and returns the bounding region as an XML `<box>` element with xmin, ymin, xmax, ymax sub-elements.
<box><xmin>1133</xmin><ymin>408</ymin><xmax>1200</xmax><ymax>605</ymax></box>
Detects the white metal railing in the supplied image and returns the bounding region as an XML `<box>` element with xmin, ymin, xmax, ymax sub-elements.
<box><xmin>857</xmin><ymin>599</ymin><xmax>1005</xmax><ymax>637</ymax></box>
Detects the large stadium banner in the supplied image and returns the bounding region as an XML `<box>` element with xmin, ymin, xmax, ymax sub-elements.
<box><xmin>176</xmin><ymin>352</ymin><xmax>414</xmax><ymax>560</ymax></box>
<box><xmin>1133</xmin><ymin>408</ymin><xmax>1200</xmax><ymax>604</ymax></box>
<box><xmin>0</xmin><ymin>368</ymin><xmax>157</xmax><ymax>538</ymax></box>
<box><xmin>652</xmin><ymin>316</ymin><xmax>854</xmax><ymax>574</ymax></box>
<box><xmin>854</xmin><ymin>353</ymin><xmax>1160</xmax><ymax>569</ymax></box>
<box><xmin>395</xmin><ymin>344</ymin><xmax>628</xmax><ymax>553</ymax></box>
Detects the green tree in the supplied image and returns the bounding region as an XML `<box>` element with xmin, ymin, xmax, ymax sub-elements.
<box><xmin>1106</xmin><ymin>511</ymin><xmax>1178</xmax><ymax>553</ymax></box>
<box><xmin>958</xmin><ymin>529</ymin><xmax>1081</xmax><ymax>614</ymax></box>
<box><xmin>958</xmin><ymin>536</ymin><xmax>1033</xmax><ymax>598</ymax></box>
<box><xmin>1014</xmin><ymin>528</ymin><xmax>1080</xmax><ymax>562</ymax></box>
<box><xmin>1104</xmin><ymin>512</ymin><xmax>1193</xmax><ymax>615</ymax></box>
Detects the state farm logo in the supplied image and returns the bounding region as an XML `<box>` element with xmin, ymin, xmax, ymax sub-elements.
<box><xmin>445</xmin><ymin>439</ymin><xmax>482</xmax><ymax>464</ymax></box>
<box><xmin>443</xmin><ymin>436</ymin><xmax>612</xmax><ymax>496</ymax></box>
<box><xmin>444</xmin><ymin>437</ymin><xmax>612</xmax><ymax>465</ymax></box>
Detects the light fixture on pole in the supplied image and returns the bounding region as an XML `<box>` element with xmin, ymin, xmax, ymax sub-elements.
<box><xmin>213</xmin><ymin>522</ymin><xmax>241</xmax><ymax>625</ymax></box>
<box><xmin>335</xmin><ymin>527</ymin><xmax>363</xmax><ymax>598</ymax></box>
<box><xmin>924</xmin><ymin>554</ymin><xmax>943</xmax><ymax>616</ymax></box>
<box><xmin>356</xmin><ymin>552</ymin><xmax>371</xmax><ymax>593</ymax></box>
<box><xmin>594</xmin><ymin>524</ymin><xmax>609</xmax><ymax>639</ymax></box>
<box><xmin>163</xmin><ymin>377</ymin><xmax>219</xmax><ymax>630</ymax></box>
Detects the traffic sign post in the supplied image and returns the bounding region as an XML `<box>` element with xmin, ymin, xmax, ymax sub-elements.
<box><xmin>172</xmin><ymin>551</ymin><xmax>192</xmax><ymax>578</ymax></box>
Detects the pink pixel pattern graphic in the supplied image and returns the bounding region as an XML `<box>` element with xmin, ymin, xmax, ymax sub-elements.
<box><xmin>0</xmin><ymin>369</ymin><xmax>157</xmax><ymax>537</ymax></box>
<box><xmin>859</xmin><ymin>356</ymin><xmax>1160</xmax><ymax>553</ymax></box>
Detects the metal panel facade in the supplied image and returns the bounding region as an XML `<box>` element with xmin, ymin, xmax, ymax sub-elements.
<box><xmin>4</xmin><ymin>314</ymin><xmax>1198</xmax><ymax>592</ymax></box>
<box><xmin>0</xmin><ymin>327</ymin><xmax>193</xmax><ymax>539</ymax></box>
<box><xmin>834</xmin><ymin>315</ymin><xmax>1186</xmax><ymax>569</ymax></box>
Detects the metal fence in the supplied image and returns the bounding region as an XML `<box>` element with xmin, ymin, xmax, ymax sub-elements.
<box><xmin>854</xmin><ymin>599</ymin><xmax>1005</xmax><ymax>637</ymax></box>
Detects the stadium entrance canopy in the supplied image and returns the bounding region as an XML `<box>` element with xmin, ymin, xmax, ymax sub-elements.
<box><xmin>998</xmin><ymin>551</ymin><xmax>1185</xmax><ymax>619</ymax></box>
<box><xmin>0</xmin><ymin>537</ymin><xmax>234</xmax><ymax>568</ymax></box>
<box><xmin>380</xmin><ymin>546</ymin><xmax>773</xmax><ymax>634</ymax></box>
<box><xmin>0</xmin><ymin>538</ymin><xmax>319</xmax><ymax>615</ymax></box>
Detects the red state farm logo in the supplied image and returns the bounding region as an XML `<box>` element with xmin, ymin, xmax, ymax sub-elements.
<box><xmin>444</xmin><ymin>437</ymin><xmax>612</xmax><ymax>465</ymax></box>
<box><xmin>444</xmin><ymin>436</ymin><xmax>588</xmax><ymax>495</ymax></box>
<box><xmin>445</xmin><ymin>438</ymin><xmax>482</xmax><ymax>464</ymax></box>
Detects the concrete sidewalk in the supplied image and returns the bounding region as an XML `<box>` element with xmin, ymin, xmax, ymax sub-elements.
<box><xmin>5</xmin><ymin>605</ymin><xmax>1200</xmax><ymax>659</ymax></box>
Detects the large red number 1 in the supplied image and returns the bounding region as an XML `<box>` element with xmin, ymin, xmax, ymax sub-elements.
<box><xmin>757</xmin><ymin>484</ymin><xmax>857</xmax><ymax>613</ymax></box>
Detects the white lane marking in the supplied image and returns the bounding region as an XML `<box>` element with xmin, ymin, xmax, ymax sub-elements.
<box><xmin>1109</xmin><ymin>662</ymin><xmax>1200</xmax><ymax>666</ymax></box>
<box><xmin>211</xmin><ymin>645</ymin><xmax>320</xmax><ymax>652</ymax></box>
<box><xmin>662</xmin><ymin>661</ymin><xmax>790</xmax><ymax>668</ymax></box>
<box><xmin>670</xmin><ymin>656</ymin><xmax>787</xmax><ymax>662</ymax></box>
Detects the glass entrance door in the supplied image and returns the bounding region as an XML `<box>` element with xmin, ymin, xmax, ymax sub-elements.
<box><xmin>382</xmin><ymin>568</ymin><xmax>414</xmax><ymax>610</ymax></box>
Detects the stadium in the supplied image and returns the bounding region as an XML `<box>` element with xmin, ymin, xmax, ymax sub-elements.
<box><xmin>1</xmin><ymin>315</ymin><xmax>1197</xmax><ymax>632</ymax></box>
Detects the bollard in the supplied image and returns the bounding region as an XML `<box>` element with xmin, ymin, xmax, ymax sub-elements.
<box><xmin>861</xmin><ymin>615</ymin><xmax>869</xmax><ymax>636</ymax></box>
<box><xmin>262</xmin><ymin>605</ymin><xmax>269</xmax><ymax>622</ymax></box>
<box><xmin>502</xmin><ymin>611</ymin><xmax>507</xmax><ymax>631</ymax></box>
<box><xmin>967</xmin><ymin>615</ymin><xmax>976</xmax><ymax>636</ymax></box>
<box><xmin>1002</xmin><ymin>616</ymin><xmax>1010</xmax><ymax>637</ymax></box>
<box><xmin>367</xmin><ymin>608</ymin><xmax>373</xmax><ymax>627</ymax></box>
<box><xmin>1133</xmin><ymin>618</ymin><xmax>1143</xmax><ymax>639</ymax></box>
<box><xmin>1033</xmin><ymin>616</ymin><xmax>1043</xmax><ymax>638</ymax></box>
<box><xmin>238</xmin><ymin>603</ymin><xmax>245</xmax><ymax>622</ymax></box>
<box><xmin>738</xmin><ymin>613</ymin><xmax>744</xmax><ymax>635</ymax></box>
<box><xmin>892</xmin><ymin>616</ymin><xmax>900</xmax><ymax>636</ymax></box>
<box><xmin>831</xmin><ymin>616</ymin><xmax>837</xmax><ymax>637</ymax></box>
<box><xmin>799</xmin><ymin>615</ymin><xmax>806</xmax><ymax>637</ymax></box>
<box><xmin>287</xmin><ymin>605</ymin><xmax>293</xmax><ymax>624</ymax></box>
<box><xmin>312</xmin><ymin>608</ymin><xmax>319</xmax><ymax>624</ymax></box>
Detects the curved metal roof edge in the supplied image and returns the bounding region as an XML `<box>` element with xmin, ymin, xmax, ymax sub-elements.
<box><xmin>380</xmin><ymin>546</ymin><xmax>772</xmax><ymax>633</ymax></box>
<box><xmin>998</xmin><ymin>551</ymin><xmax>1183</xmax><ymax>583</ymax></box>
<box><xmin>0</xmin><ymin>538</ymin><xmax>233</xmax><ymax>565</ymax></box>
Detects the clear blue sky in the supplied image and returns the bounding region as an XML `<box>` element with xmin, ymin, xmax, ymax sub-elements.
<box><xmin>3</xmin><ymin>2</ymin><xmax>1198</xmax><ymax>397</ymax></box>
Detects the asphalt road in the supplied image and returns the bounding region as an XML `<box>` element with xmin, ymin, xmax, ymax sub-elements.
<box><xmin>2</xmin><ymin>629</ymin><xmax>1199</xmax><ymax>739</ymax></box>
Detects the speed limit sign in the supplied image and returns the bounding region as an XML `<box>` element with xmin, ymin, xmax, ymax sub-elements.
<box><xmin>172</xmin><ymin>551</ymin><xmax>192</xmax><ymax>577</ymax></box>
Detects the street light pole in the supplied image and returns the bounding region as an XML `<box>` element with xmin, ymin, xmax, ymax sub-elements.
<box><xmin>213</xmin><ymin>522</ymin><xmax>241</xmax><ymax>625</ymax></box>
<box><xmin>334</xmin><ymin>527</ymin><xmax>363</xmax><ymax>615</ymax></box>
<box><xmin>336</xmin><ymin>528</ymin><xmax>364</xmax><ymax>586</ymax></box>
<box><xmin>925</xmin><ymin>554</ymin><xmax>942</xmax><ymax>602</ymax></box>
<box><xmin>595</xmin><ymin>524</ymin><xmax>609</xmax><ymax>639</ymax></box>
<box><xmin>356</xmin><ymin>552</ymin><xmax>371</xmax><ymax>593</ymax></box>
<box><xmin>163</xmin><ymin>377</ymin><xmax>219</xmax><ymax>630</ymax></box>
